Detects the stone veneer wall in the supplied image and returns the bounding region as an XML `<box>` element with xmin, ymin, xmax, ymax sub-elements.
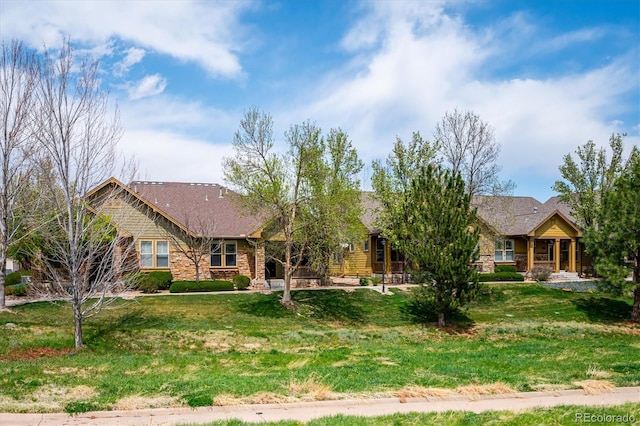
<box><xmin>515</xmin><ymin>254</ymin><xmax>528</xmax><ymax>272</ymax></box>
<box><xmin>168</xmin><ymin>240</ymin><xmax>265</xmax><ymax>282</ymax></box>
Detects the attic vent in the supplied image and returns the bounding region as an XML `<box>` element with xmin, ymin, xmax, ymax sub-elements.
<box><xmin>190</xmin><ymin>183</ymin><xmax>195</xmax><ymax>186</ymax></box>
<box><xmin>205</xmin><ymin>194</ymin><xmax>209</xmax><ymax>201</ymax></box>
<box><xmin>154</xmin><ymin>198</ymin><xmax>157</xmax><ymax>204</ymax></box>
<box><xmin>151</xmin><ymin>182</ymin><xmax>156</xmax><ymax>185</ymax></box>
<box><xmin>197</xmin><ymin>183</ymin><xmax>202</xmax><ymax>186</ymax></box>
<box><xmin>166</xmin><ymin>203</ymin><xmax>170</xmax><ymax>207</ymax></box>
<box><xmin>219</xmin><ymin>188</ymin><xmax>223</xmax><ymax>198</ymax></box>
<box><xmin>204</xmin><ymin>183</ymin><xmax>209</xmax><ymax>187</ymax></box>
<box><xmin>533</xmin><ymin>207</ymin><xmax>538</xmax><ymax>213</ymax></box>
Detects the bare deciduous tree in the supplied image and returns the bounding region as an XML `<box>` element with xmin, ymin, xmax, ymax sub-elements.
<box><xmin>434</xmin><ymin>108</ymin><xmax>514</xmax><ymax>197</ymax></box>
<box><xmin>31</xmin><ymin>41</ymin><xmax>136</xmax><ymax>348</ymax></box>
<box><xmin>163</xmin><ymin>214</ymin><xmax>217</xmax><ymax>283</ymax></box>
<box><xmin>0</xmin><ymin>40</ymin><xmax>40</xmax><ymax>309</ymax></box>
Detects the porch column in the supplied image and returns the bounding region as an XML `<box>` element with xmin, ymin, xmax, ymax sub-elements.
<box><xmin>528</xmin><ymin>237</ymin><xmax>535</xmax><ymax>272</ymax></box>
<box><xmin>554</xmin><ymin>238</ymin><xmax>561</xmax><ymax>272</ymax></box>
<box><xmin>570</xmin><ymin>238</ymin><xmax>576</xmax><ymax>273</ymax></box>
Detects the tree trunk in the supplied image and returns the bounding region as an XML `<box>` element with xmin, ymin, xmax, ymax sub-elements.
<box><xmin>632</xmin><ymin>285</ymin><xmax>639</xmax><ymax>323</ymax></box>
<box><xmin>437</xmin><ymin>312</ymin><xmax>445</xmax><ymax>327</ymax></box>
<box><xmin>281</xmin><ymin>225</ymin><xmax>293</xmax><ymax>305</ymax></box>
<box><xmin>0</xmin><ymin>254</ymin><xmax>6</xmax><ymax>309</ymax></box>
<box><xmin>73</xmin><ymin>303</ymin><xmax>84</xmax><ymax>348</ymax></box>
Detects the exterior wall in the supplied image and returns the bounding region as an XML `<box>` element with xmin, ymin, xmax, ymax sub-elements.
<box><xmin>331</xmin><ymin>237</ymin><xmax>374</xmax><ymax>277</ymax></box>
<box><xmin>534</xmin><ymin>216</ymin><xmax>579</xmax><ymax>239</ymax></box>
<box><xmin>94</xmin><ymin>187</ymin><xmax>263</xmax><ymax>282</ymax></box>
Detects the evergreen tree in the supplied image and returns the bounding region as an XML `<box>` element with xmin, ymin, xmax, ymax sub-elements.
<box><xmin>404</xmin><ymin>165</ymin><xmax>480</xmax><ymax>326</ymax></box>
<box><xmin>587</xmin><ymin>148</ymin><xmax>640</xmax><ymax>321</ymax></box>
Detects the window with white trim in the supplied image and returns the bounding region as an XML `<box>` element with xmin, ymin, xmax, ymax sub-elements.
<box><xmin>495</xmin><ymin>238</ymin><xmax>514</xmax><ymax>261</ymax></box>
<box><xmin>363</xmin><ymin>240</ymin><xmax>369</xmax><ymax>252</ymax></box>
<box><xmin>140</xmin><ymin>240</ymin><xmax>169</xmax><ymax>268</ymax></box>
<box><xmin>211</xmin><ymin>240</ymin><xmax>237</xmax><ymax>267</ymax></box>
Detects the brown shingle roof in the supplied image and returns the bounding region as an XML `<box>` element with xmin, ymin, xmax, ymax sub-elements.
<box><xmin>473</xmin><ymin>195</ymin><xmax>579</xmax><ymax>236</ymax></box>
<box><xmin>130</xmin><ymin>181</ymin><xmax>263</xmax><ymax>238</ymax></box>
<box><xmin>360</xmin><ymin>192</ymin><xmax>381</xmax><ymax>233</ymax></box>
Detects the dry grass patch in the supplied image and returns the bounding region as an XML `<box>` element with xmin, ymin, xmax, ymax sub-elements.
<box><xmin>287</xmin><ymin>358</ymin><xmax>309</xmax><ymax>369</ymax></box>
<box><xmin>288</xmin><ymin>374</ymin><xmax>334</xmax><ymax>401</ymax></box>
<box><xmin>394</xmin><ymin>385</ymin><xmax>454</xmax><ymax>400</ymax></box>
<box><xmin>530</xmin><ymin>383</ymin><xmax>572</xmax><ymax>392</ymax></box>
<box><xmin>112</xmin><ymin>395</ymin><xmax>182</xmax><ymax>410</ymax></box>
<box><xmin>574</xmin><ymin>379</ymin><xmax>615</xmax><ymax>394</ymax></box>
<box><xmin>213</xmin><ymin>393</ymin><xmax>244</xmax><ymax>406</ymax></box>
<box><xmin>374</xmin><ymin>356</ymin><xmax>399</xmax><ymax>366</ymax></box>
<box><xmin>0</xmin><ymin>384</ymin><xmax>100</xmax><ymax>412</ymax></box>
<box><xmin>586</xmin><ymin>365</ymin><xmax>613</xmax><ymax>379</ymax></box>
<box><xmin>456</xmin><ymin>382</ymin><xmax>516</xmax><ymax>400</ymax></box>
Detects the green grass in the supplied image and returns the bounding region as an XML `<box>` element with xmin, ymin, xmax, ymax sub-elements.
<box><xmin>0</xmin><ymin>284</ymin><xmax>638</xmax><ymax>413</ymax></box>
<box><xmin>180</xmin><ymin>404</ymin><xmax>640</xmax><ymax>425</ymax></box>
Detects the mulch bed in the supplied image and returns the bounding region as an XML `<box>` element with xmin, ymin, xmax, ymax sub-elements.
<box><xmin>1</xmin><ymin>347</ymin><xmax>71</xmax><ymax>361</ymax></box>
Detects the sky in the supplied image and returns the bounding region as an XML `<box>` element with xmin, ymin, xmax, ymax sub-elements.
<box><xmin>1</xmin><ymin>0</ymin><xmax>638</xmax><ymax>202</ymax></box>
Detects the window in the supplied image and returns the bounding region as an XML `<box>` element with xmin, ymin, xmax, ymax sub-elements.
<box><xmin>140</xmin><ymin>240</ymin><xmax>169</xmax><ymax>268</ymax></box>
<box><xmin>495</xmin><ymin>238</ymin><xmax>514</xmax><ymax>261</ymax></box>
<box><xmin>211</xmin><ymin>240</ymin><xmax>237</xmax><ymax>267</ymax></box>
<box><xmin>363</xmin><ymin>240</ymin><xmax>369</xmax><ymax>252</ymax></box>
<box><xmin>332</xmin><ymin>250</ymin><xmax>342</xmax><ymax>264</ymax></box>
<box><xmin>376</xmin><ymin>239</ymin><xmax>385</xmax><ymax>262</ymax></box>
<box><xmin>348</xmin><ymin>243</ymin><xmax>354</xmax><ymax>253</ymax></box>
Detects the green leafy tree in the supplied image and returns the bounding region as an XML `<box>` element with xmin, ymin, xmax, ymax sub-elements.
<box><xmin>587</xmin><ymin>148</ymin><xmax>640</xmax><ymax>321</ymax></box>
<box><xmin>404</xmin><ymin>165</ymin><xmax>480</xmax><ymax>327</ymax></box>
<box><xmin>552</xmin><ymin>134</ymin><xmax>625</xmax><ymax>230</ymax></box>
<box><xmin>224</xmin><ymin>108</ymin><xmax>363</xmax><ymax>306</ymax></box>
<box><xmin>371</xmin><ymin>132</ymin><xmax>438</xmax><ymax>268</ymax></box>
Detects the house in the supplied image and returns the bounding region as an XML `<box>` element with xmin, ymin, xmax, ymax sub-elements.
<box><xmin>329</xmin><ymin>193</ymin><xmax>405</xmax><ymax>280</ymax></box>
<box><xmin>86</xmin><ymin>178</ymin><xmax>266</xmax><ymax>283</ymax></box>
<box><xmin>474</xmin><ymin>196</ymin><xmax>587</xmax><ymax>275</ymax></box>
<box><xmin>331</xmin><ymin>193</ymin><xmax>590</xmax><ymax>279</ymax></box>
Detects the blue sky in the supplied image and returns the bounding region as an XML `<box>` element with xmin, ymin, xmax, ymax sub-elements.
<box><xmin>2</xmin><ymin>0</ymin><xmax>638</xmax><ymax>201</ymax></box>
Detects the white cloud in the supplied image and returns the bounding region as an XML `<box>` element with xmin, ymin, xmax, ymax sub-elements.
<box><xmin>115</xmin><ymin>47</ymin><xmax>146</xmax><ymax>76</ymax></box>
<box><xmin>0</xmin><ymin>0</ymin><xmax>251</xmax><ymax>78</ymax></box>
<box><xmin>291</xmin><ymin>2</ymin><xmax>638</xmax><ymax>200</ymax></box>
<box><xmin>127</xmin><ymin>74</ymin><xmax>167</xmax><ymax>100</ymax></box>
<box><xmin>119</xmin><ymin>129</ymin><xmax>233</xmax><ymax>185</ymax></box>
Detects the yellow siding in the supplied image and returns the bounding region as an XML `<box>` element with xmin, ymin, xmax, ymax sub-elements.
<box><xmin>330</xmin><ymin>237</ymin><xmax>374</xmax><ymax>276</ymax></box>
<box><xmin>514</xmin><ymin>238</ymin><xmax>527</xmax><ymax>254</ymax></box>
<box><xmin>535</xmin><ymin>215</ymin><xmax>578</xmax><ymax>238</ymax></box>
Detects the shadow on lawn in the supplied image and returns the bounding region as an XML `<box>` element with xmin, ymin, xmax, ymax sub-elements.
<box><xmin>573</xmin><ymin>296</ymin><xmax>632</xmax><ymax>322</ymax></box>
<box><xmin>237</xmin><ymin>290</ymin><xmax>368</xmax><ymax>323</ymax></box>
<box><xmin>86</xmin><ymin>309</ymin><xmax>167</xmax><ymax>344</ymax></box>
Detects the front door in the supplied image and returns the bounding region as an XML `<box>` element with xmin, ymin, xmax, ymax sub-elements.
<box><xmin>560</xmin><ymin>240</ymin><xmax>570</xmax><ymax>271</ymax></box>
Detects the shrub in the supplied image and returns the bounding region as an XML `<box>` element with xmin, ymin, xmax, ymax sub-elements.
<box><xmin>494</xmin><ymin>265</ymin><xmax>517</xmax><ymax>273</ymax></box>
<box><xmin>477</xmin><ymin>272</ymin><xmax>524</xmax><ymax>282</ymax></box>
<box><xmin>5</xmin><ymin>270</ymin><xmax>31</xmax><ymax>286</ymax></box>
<box><xmin>137</xmin><ymin>271</ymin><xmax>173</xmax><ymax>293</ymax></box>
<box><xmin>370</xmin><ymin>276</ymin><xmax>381</xmax><ymax>285</ymax></box>
<box><xmin>359</xmin><ymin>277</ymin><xmax>369</xmax><ymax>286</ymax></box>
<box><xmin>530</xmin><ymin>265</ymin><xmax>553</xmax><ymax>282</ymax></box>
<box><xmin>5</xmin><ymin>283</ymin><xmax>28</xmax><ymax>296</ymax></box>
<box><xmin>233</xmin><ymin>274</ymin><xmax>251</xmax><ymax>290</ymax></box>
<box><xmin>169</xmin><ymin>280</ymin><xmax>234</xmax><ymax>293</ymax></box>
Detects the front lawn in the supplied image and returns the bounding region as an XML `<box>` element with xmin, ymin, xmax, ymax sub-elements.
<box><xmin>0</xmin><ymin>284</ymin><xmax>638</xmax><ymax>413</ymax></box>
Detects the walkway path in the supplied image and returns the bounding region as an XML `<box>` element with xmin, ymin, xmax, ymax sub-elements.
<box><xmin>2</xmin><ymin>387</ymin><xmax>638</xmax><ymax>426</ymax></box>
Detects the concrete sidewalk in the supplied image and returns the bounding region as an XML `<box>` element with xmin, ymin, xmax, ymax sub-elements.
<box><xmin>2</xmin><ymin>387</ymin><xmax>638</xmax><ymax>426</ymax></box>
